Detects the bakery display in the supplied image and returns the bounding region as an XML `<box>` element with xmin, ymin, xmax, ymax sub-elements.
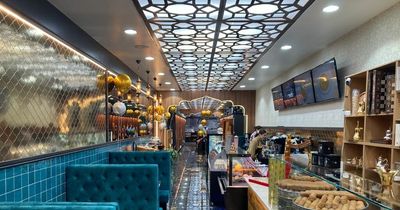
<box><xmin>277</xmin><ymin>177</ymin><xmax>336</xmax><ymax>191</ymax></box>
<box><xmin>294</xmin><ymin>190</ymin><xmax>367</xmax><ymax>210</ymax></box>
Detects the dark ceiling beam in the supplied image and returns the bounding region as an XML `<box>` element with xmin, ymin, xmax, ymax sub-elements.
<box><xmin>0</xmin><ymin>0</ymin><xmax>155</xmax><ymax>91</ymax></box>
<box><xmin>205</xmin><ymin>0</ymin><xmax>226</xmax><ymax>91</ymax></box>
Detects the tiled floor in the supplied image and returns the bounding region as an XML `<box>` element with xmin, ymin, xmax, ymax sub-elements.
<box><xmin>170</xmin><ymin>143</ymin><xmax>223</xmax><ymax>210</ymax></box>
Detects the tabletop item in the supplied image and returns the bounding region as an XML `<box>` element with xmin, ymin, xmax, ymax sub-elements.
<box><xmin>353</xmin><ymin>121</ymin><xmax>363</xmax><ymax>142</ymax></box>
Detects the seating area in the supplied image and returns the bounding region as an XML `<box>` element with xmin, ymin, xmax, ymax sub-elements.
<box><xmin>0</xmin><ymin>150</ymin><xmax>171</xmax><ymax>210</ymax></box>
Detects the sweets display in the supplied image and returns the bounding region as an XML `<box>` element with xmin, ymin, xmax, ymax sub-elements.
<box><xmin>294</xmin><ymin>190</ymin><xmax>367</xmax><ymax>210</ymax></box>
<box><xmin>277</xmin><ymin>178</ymin><xmax>336</xmax><ymax>191</ymax></box>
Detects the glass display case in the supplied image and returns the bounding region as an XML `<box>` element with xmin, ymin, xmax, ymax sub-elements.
<box><xmin>208</xmin><ymin>134</ymin><xmax>224</xmax><ymax>156</ymax></box>
<box><xmin>228</xmin><ymin>153</ymin><xmax>268</xmax><ymax>186</ymax></box>
<box><xmin>268</xmin><ymin>155</ymin><xmax>400</xmax><ymax>210</ymax></box>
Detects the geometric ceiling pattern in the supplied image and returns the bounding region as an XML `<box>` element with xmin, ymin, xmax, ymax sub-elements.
<box><xmin>136</xmin><ymin>0</ymin><xmax>314</xmax><ymax>90</ymax></box>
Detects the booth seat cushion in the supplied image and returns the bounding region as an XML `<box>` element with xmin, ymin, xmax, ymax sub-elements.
<box><xmin>66</xmin><ymin>164</ymin><xmax>159</xmax><ymax>210</ymax></box>
<box><xmin>159</xmin><ymin>190</ymin><xmax>170</xmax><ymax>204</ymax></box>
<box><xmin>0</xmin><ymin>202</ymin><xmax>119</xmax><ymax>210</ymax></box>
<box><xmin>108</xmin><ymin>151</ymin><xmax>171</xmax><ymax>192</ymax></box>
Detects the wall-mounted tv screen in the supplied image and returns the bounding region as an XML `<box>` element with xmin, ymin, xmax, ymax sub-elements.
<box><xmin>271</xmin><ymin>85</ymin><xmax>285</xmax><ymax>111</ymax></box>
<box><xmin>294</xmin><ymin>71</ymin><xmax>315</xmax><ymax>105</ymax></box>
<box><xmin>282</xmin><ymin>79</ymin><xmax>297</xmax><ymax>108</ymax></box>
<box><xmin>312</xmin><ymin>58</ymin><xmax>340</xmax><ymax>102</ymax></box>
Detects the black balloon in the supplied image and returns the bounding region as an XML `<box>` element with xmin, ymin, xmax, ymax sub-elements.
<box><xmin>108</xmin><ymin>95</ymin><xmax>118</xmax><ymax>105</ymax></box>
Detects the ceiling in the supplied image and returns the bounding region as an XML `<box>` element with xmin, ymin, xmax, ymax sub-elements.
<box><xmin>234</xmin><ymin>0</ymin><xmax>400</xmax><ymax>90</ymax></box>
<box><xmin>49</xmin><ymin>0</ymin><xmax>178</xmax><ymax>91</ymax></box>
<box><xmin>49</xmin><ymin>0</ymin><xmax>400</xmax><ymax>91</ymax></box>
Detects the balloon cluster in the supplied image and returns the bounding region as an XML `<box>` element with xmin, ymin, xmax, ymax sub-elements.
<box><xmin>97</xmin><ymin>73</ymin><xmax>132</xmax><ymax>94</ymax></box>
<box><xmin>201</xmin><ymin>110</ymin><xmax>212</xmax><ymax>118</ymax></box>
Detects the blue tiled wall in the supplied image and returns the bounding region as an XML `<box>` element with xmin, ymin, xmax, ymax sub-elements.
<box><xmin>0</xmin><ymin>141</ymin><xmax>131</xmax><ymax>202</ymax></box>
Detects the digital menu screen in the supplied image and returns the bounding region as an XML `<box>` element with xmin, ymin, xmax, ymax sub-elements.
<box><xmin>294</xmin><ymin>71</ymin><xmax>315</xmax><ymax>105</ymax></box>
<box><xmin>312</xmin><ymin>58</ymin><xmax>340</xmax><ymax>102</ymax></box>
<box><xmin>282</xmin><ymin>79</ymin><xmax>297</xmax><ymax>108</ymax></box>
<box><xmin>271</xmin><ymin>85</ymin><xmax>285</xmax><ymax>110</ymax></box>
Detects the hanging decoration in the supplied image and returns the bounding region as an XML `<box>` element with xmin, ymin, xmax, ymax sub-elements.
<box><xmin>197</xmin><ymin>129</ymin><xmax>205</xmax><ymax>137</ymax></box>
<box><xmin>169</xmin><ymin>105</ymin><xmax>177</xmax><ymax>113</ymax></box>
<box><xmin>201</xmin><ymin>119</ymin><xmax>207</xmax><ymax>126</ymax></box>
<box><xmin>96</xmin><ymin>74</ymin><xmax>115</xmax><ymax>92</ymax></box>
<box><xmin>114</xmin><ymin>74</ymin><xmax>131</xmax><ymax>94</ymax></box>
<box><xmin>133</xmin><ymin>109</ymin><xmax>141</xmax><ymax>118</ymax></box>
<box><xmin>164</xmin><ymin>112</ymin><xmax>171</xmax><ymax>119</ymax></box>
<box><xmin>112</xmin><ymin>101</ymin><xmax>126</xmax><ymax>116</ymax></box>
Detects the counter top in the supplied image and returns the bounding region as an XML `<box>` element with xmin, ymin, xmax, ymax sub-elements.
<box><xmin>245</xmin><ymin>177</ymin><xmax>274</xmax><ymax>210</ymax></box>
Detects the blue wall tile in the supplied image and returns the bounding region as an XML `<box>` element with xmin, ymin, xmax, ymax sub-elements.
<box><xmin>0</xmin><ymin>141</ymin><xmax>131</xmax><ymax>202</ymax></box>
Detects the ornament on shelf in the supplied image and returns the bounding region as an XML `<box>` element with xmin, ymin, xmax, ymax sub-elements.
<box><xmin>357</xmin><ymin>92</ymin><xmax>366</xmax><ymax>114</ymax></box>
<box><xmin>383</xmin><ymin>128</ymin><xmax>392</xmax><ymax>143</ymax></box>
<box><xmin>353</xmin><ymin>121</ymin><xmax>363</xmax><ymax>142</ymax></box>
<box><xmin>351</xmin><ymin>89</ymin><xmax>360</xmax><ymax>115</ymax></box>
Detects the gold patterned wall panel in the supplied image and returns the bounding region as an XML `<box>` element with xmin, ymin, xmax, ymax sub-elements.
<box><xmin>0</xmin><ymin>8</ymin><xmax>107</xmax><ymax>162</ymax></box>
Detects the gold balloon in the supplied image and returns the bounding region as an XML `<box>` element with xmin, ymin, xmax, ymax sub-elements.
<box><xmin>165</xmin><ymin>112</ymin><xmax>171</xmax><ymax>119</ymax></box>
<box><xmin>147</xmin><ymin>105</ymin><xmax>153</xmax><ymax>113</ymax></box>
<box><xmin>206</xmin><ymin>110</ymin><xmax>212</xmax><ymax>116</ymax></box>
<box><xmin>114</xmin><ymin>74</ymin><xmax>131</xmax><ymax>94</ymax></box>
<box><xmin>141</xmin><ymin>111</ymin><xmax>148</xmax><ymax>117</ymax></box>
<box><xmin>139</xmin><ymin>130</ymin><xmax>147</xmax><ymax>135</ymax></box>
<box><xmin>169</xmin><ymin>106</ymin><xmax>176</xmax><ymax>113</ymax></box>
<box><xmin>155</xmin><ymin>115</ymin><xmax>162</xmax><ymax>122</ymax></box>
<box><xmin>197</xmin><ymin>130</ymin><xmax>204</xmax><ymax>137</ymax></box>
<box><xmin>96</xmin><ymin>74</ymin><xmax>115</xmax><ymax>92</ymax></box>
<box><xmin>133</xmin><ymin>109</ymin><xmax>141</xmax><ymax>117</ymax></box>
<box><xmin>126</xmin><ymin>109</ymin><xmax>134</xmax><ymax>115</ymax></box>
<box><xmin>201</xmin><ymin>110</ymin><xmax>207</xmax><ymax>117</ymax></box>
<box><xmin>159</xmin><ymin>106</ymin><xmax>165</xmax><ymax>115</ymax></box>
<box><xmin>201</xmin><ymin>119</ymin><xmax>207</xmax><ymax>126</ymax></box>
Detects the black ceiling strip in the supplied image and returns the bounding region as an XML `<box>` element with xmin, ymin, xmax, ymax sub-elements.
<box><xmin>130</xmin><ymin>0</ymin><xmax>182</xmax><ymax>92</ymax></box>
<box><xmin>205</xmin><ymin>0</ymin><xmax>227</xmax><ymax>91</ymax></box>
<box><xmin>2</xmin><ymin>0</ymin><xmax>156</xmax><ymax>91</ymax></box>
<box><xmin>229</xmin><ymin>0</ymin><xmax>316</xmax><ymax>90</ymax></box>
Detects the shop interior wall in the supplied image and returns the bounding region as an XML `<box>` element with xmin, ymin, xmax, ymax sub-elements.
<box><xmin>256</xmin><ymin>2</ymin><xmax>400</xmax><ymax>128</ymax></box>
<box><xmin>160</xmin><ymin>91</ymin><xmax>256</xmax><ymax>130</ymax></box>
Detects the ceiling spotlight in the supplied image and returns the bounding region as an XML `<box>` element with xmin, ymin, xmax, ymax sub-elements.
<box><xmin>158</xmin><ymin>73</ymin><xmax>165</xmax><ymax>76</ymax></box>
<box><xmin>323</xmin><ymin>5</ymin><xmax>339</xmax><ymax>13</ymax></box>
<box><xmin>124</xmin><ymin>29</ymin><xmax>137</xmax><ymax>35</ymax></box>
<box><xmin>248</xmin><ymin>78</ymin><xmax>255</xmax><ymax>81</ymax></box>
<box><xmin>261</xmin><ymin>65</ymin><xmax>270</xmax><ymax>69</ymax></box>
<box><xmin>145</xmin><ymin>56</ymin><xmax>154</xmax><ymax>61</ymax></box>
<box><xmin>240</xmin><ymin>85</ymin><xmax>246</xmax><ymax>88</ymax></box>
<box><xmin>281</xmin><ymin>45</ymin><xmax>292</xmax><ymax>50</ymax></box>
<box><xmin>165</xmin><ymin>82</ymin><xmax>171</xmax><ymax>85</ymax></box>
<box><xmin>170</xmin><ymin>88</ymin><xmax>176</xmax><ymax>91</ymax></box>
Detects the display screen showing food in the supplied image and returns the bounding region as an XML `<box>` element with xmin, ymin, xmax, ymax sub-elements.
<box><xmin>294</xmin><ymin>190</ymin><xmax>367</xmax><ymax>210</ymax></box>
<box><xmin>271</xmin><ymin>85</ymin><xmax>285</xmax><ymax>110</ymax></box>
<box><xmin>312</xmin><ymin>58</ymin><xmax>340</xmax><ymax>102</ymax></box>
<box><xmin>282</xmin><ymin>79</ymin><xmax>298</xmax><ymax>108</ymax></box>
<box><xmin>294</xmin><ymin>71</ymin><xmax>315</xmax><ymax>105</ymax></box>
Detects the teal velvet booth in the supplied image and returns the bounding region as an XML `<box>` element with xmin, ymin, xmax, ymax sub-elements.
<box><xmin>0</xmin><ymin>202</ymin><xmax>119</xmax><ymax>209</ymax></box>
<box><xmin>65</xmin><ymin>164</ymin><xmax>159</xmax><ymax>210</ymax></box>
<box><xmin>108</xmin><ymin>151</ymin><xmax>171</xmax><ymax>209</ymax></box>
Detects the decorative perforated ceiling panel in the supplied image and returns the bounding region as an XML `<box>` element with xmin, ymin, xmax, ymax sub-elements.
<box><xmin>135</xmin><ymin>0</ymin><xmax>314</xmax><ymax>90</ymax></box>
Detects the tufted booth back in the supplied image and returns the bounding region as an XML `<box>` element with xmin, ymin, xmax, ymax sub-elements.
<box><xmin>66</xmin><ymin>164</ymin><xmax>159</xmax><ymax>210</ymax></box>
<box><xmin>109</xmin><ymin>152</ymin><xmax>171</xmax><ymax>192</ymax></box>
<box><xmin>0</xmin><ymin>202</ymin><xmax>119</xmax><ymax>210</ymax></box>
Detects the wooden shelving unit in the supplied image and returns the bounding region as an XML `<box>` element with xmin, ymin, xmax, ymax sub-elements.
<box><xmin>342</xmin><ymin>61</ymin><xmax>400</xmax><ymax>207</ymax></box>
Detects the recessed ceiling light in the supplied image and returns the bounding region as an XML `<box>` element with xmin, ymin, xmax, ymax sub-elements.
<box><xmin>145</xmin><ymin>56</ymin><xmax>154</xmax><ymax>61</ymax></box>
<box><xmin>240</xmin><ymin>85</ymin><xmax>246</xmax><ymax>88</ymax></box>
<box><xmin>261</xmin><ymin>65</ymin><xmax>270</xmax><ymax>69</ymax></box>
<box><xmin>158</xmin><ymin>73</ymin><xmax>165</xmax><ymax>76</ymax></box>
<box><xmin>124</xmin><ymin>29</ymin><xmax>137</xmax><ymax>35</ymax></box>
<box><xmin>323</xmin><ymin>5</ymin><xmax>339</xmax><ymax>13</ymax></box>
<box><xmin>248</xmin><ymin>77</ymin><xmax>255</xmax><ymax>81</ymax></box>
<box><xmin>170</xmin><ymin>88</ymin><xmax>176</xmax><ymax>91</ymax></box>
<box><xmin>165</xmin><ymin>82</ymin><xmax>171</xmax><ymax>85</ymax></box>
<box><xmin>281</xmin><ymin>45</ymin><xmax>292</xmax><ymax>50</ymax></box>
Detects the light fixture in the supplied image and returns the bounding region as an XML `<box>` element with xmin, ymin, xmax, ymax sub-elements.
<box><xmin>261</xmin><ymin>65</ymin><xmax>270</xmax><ymax>69</ymax></box>
<box><xmin>158</xmin><ymin>72</ymin><xmax>165</xmax><ymax>76</ymax></box>
<box><xmin>240</xmin><ymin>85</ymin><xmax>246</xmax><ymax>88</ymax></box>
<box><xmin>165</xmin><ymin>82</ymin><xmax>171</xmax><ymax>85</ymax></box>
<box><xmin>248</xmin><ymin>77</ymin><xmax>255</xmax><ymax>81</ymax></box>
<box><xmin>281</xmin><ymin>45</ymin><xmax>292</xmax><ymax>50</ymax></box>
<box><xmin>124</xmin><ymin>29</ymin><xmax>137</xmax><ymax>35</ymax></box>
<box><xmin>323</xmin><ymin>5</ymin><xmax>339</xmax><ymax>13</ymax></box>
<box><xmin>248</xmin><ymin>4</ymin><xmax>279</xmax><ymax>14</ymax></box>
<box><xmin>145</xmin><ymin>56</ymin><xmax>154</xmax><ymax>61</ymax></box>
<box><xmin>170</xmin><ymin>88</ymin><xmax>176</xmax><ymax>91</ymax></box>
<box><xmin>136</xmin><ymin>78</ymin><xmax>141</xmax><ymax>91</ymax></box>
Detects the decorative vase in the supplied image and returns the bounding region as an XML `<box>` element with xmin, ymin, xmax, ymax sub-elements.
<box><xmin>375</xmin><ymin>169</ymin><xmax>397</xmax><ymax>199</ymax></box>
<box><xmin>351</xmin><ymin>89</ymin><xmax>360</xmax><ymax>116</ymax></box>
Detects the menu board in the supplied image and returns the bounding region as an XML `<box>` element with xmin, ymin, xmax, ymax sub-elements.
<box><xmin>282</xmin><ymin>79</ymin><xmax>297</xmax><ymax>108</ymax></box>
<box><xmin>312</xmin><ymin>59</ymin><xmax>340</xmax><ymax>102</ymax></box>
<box><xmin>271</xmin><ymin>85</ymin><xmax>285</xmax><ymax>110</ymax></box>
<box><xmin>294</xmin><ymin>71</ymin><xmax>315</xmax><ymax>105</ymax></box>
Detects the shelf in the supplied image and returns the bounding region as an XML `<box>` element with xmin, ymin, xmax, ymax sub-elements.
<box><xmin>367</xmin><ymin>113</ymin><xmax>394</xmax><ymax>117</ymax></box>
<box><xmin>364</xmin><ymin>142</ymin><xmax>394</xmax><ymax>148</ymax></box>
<box><xmin>344</xmin><ymin>141</ymin><xmax>364</xmax><ymax>145</ymax></box>
<box><xmin>343</xmin><ymin>163</ymin><xmax>363</xmax><ymax>170</ymax></box>
<box><xmin>345</xmin><ymin>115</ymin><xmax>365</xmax><ymax>118</ymax></box>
